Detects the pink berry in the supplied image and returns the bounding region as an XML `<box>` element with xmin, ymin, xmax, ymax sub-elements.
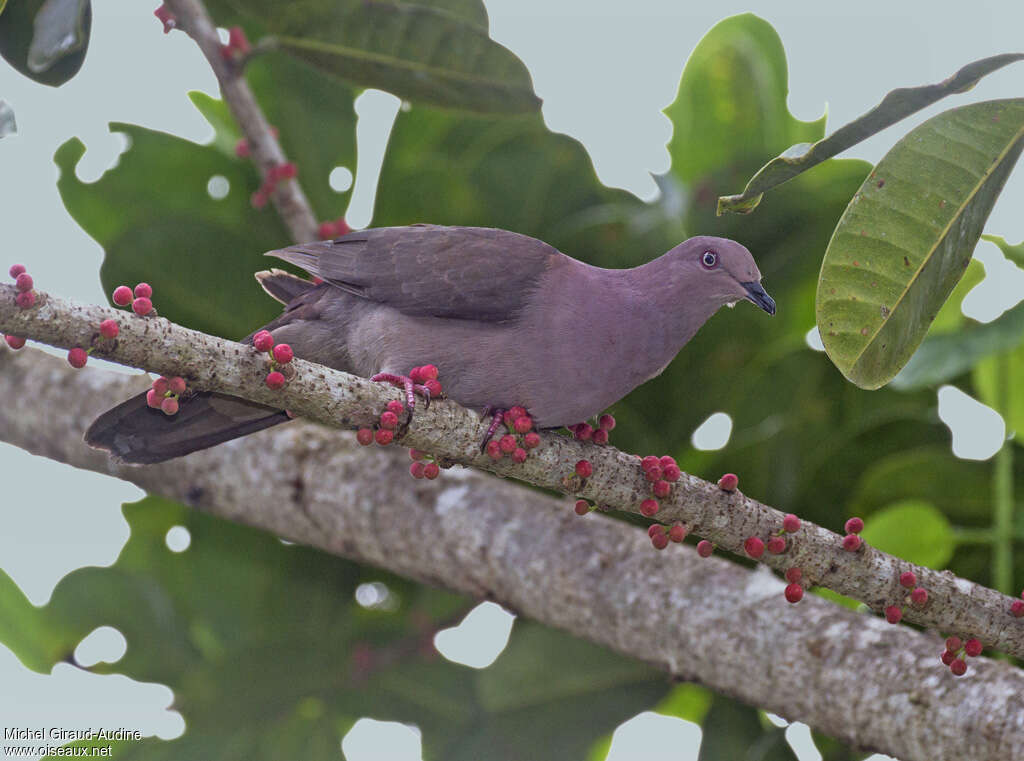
<box><xmin>152</xmin><ymin>376</ymin><xmax>169</xmax><ymax>396</ymax></box>
<box><xmin>235</xmin><ymin>139</ymin><xmax>251</xmax><ymax>159</ymax></box>
<box><xmin>409</xmin><ymin>448</ymin><xmax>425</xmax><ymax>460</ymax></box>
<box><xmin>423</xmin><ymin>462</ymin><xmax>440</xmax><ymax>480</ymax></box>
<box><xmin>766</xmin><ymin>536</ymin><xmax>786</xmax><ymax>554</ymax></box>
<box><xmin>387</xmin><ymin>400</ymin><xmax>405</xmax><ymax>416</ymax></box>
<box><xmin>424</xmin><ymin>379</ymin><xmax>442</xmax><ymax>396</ymax></box>
<box><xmin>782</xmin><ymin>514</ymin><xmax>801</xmax><ymax>533</ymax></box>
<box><xmin>950</xmin><ymin>659</ymin><xmax>967</xmax><ymax>676</ymax></box>
<box><xmin>899</xmin><ymin>571</ymin><xmax>917</xmax><ymax>588</ymax></box>
<box><xmin>67</xmin><ymin>347</ymin><xmax>87</xmax><ymax>368</ymax></box>
<box><xmin>524</xmin><ymin>432</ymin><xmax>541</xmax><ymax>449</ymax></box>
<box><xmin>842</xmin><ymin>534</ymin><xmax>862</xmax><ymax>552</ymax></box>
<box><xmin>662</xmin><ymin>464</ymin><xmax>681</xmax><ymax>482</ymax></box>
<box><xmin>940</xmin><ymin>650</ymin><xmax>956</xmax><ymax>666</ymax></box>
<box><xmin>644</xmin><ymin>466</ymin><xmax>663</xmax><ymax>482</ymax></box>
<box><xmin>946</xmin><ymin>636</ymin><xmax>962</xmax><ymax>652</ymax></box>
<box><xmin>8</xmin><ymin>264</ymin><xmax>26</xmax><ymax>278</ymax></box>
<box><xmin>265</xmin><ymin>371</ymin><xmax>285</xmax><ymax>389</ymax></box>
<box><xmin>499</xmin><ymin>434</ymin><xmax>517</xmax><ymax>453</ymax></box>
<box><xmin>99</xmin><ymin>319</ymin><xmax>119</xmax><ymax>339</ymax></box>
<box><xmin>639</xmin><ymin>499</ymin><xmax>659</xmax><ymax>517</ymax></box>
<box><xmin>251</xmin><ymin>189</ymin><xmax>269</xmax><ymax>209</ymax></box>
<box><xmin>659</xmin><ymin>455</ymin><xmax>676</xmax><ymax>469</ymax></box>
<box><xmin>668</xmin><ymin>524</ymin><xmax>687</xmax><ymax>543</ymax></box>
<box><xmin>652</xmin><ymin>480</ymin><xmax>671</xmax><ymax>498</ymax></box>
<box><xmin>1011</xmin><ymin>600</ymin><xmax>1024</xmax><ymax>618</ymax></box>
<box><xmin>273</xmin><ymin>343</ymin><xmax>294</xmax><ymax>364</ymax></box>
<box><xmin>133</xmin><ymin>282</ymin><xmax>153</xmax><ymax>299</ymax></box>
<box><xmin>575</xmin><ymin>500</ymin><xmax>590</xmax><ymax>516</ymax></box>
<box><xmin>419</xmin><ymin>364</ymin><xmax>439</xmax><ymax>381</ymax></box>
<box><xmin>375</xmin><ymin>428</ymin><xmax>393</xmax><ymax>445</ymax></box>
<box><xmin>379</xmin><ymin>411</ymin><xmax>399</xmax><ymax>430</ymax></box>
<box><xmin>884</xmin><ymin>605</ymin><xmax>902</xmax><ymax>624</ymax></box>
<box><xmin>697</xmin><ymin>540</ymin><xmax>713</xmax><ymax>558</ymax></box>
<box><xmin>112</xmin><ymin>285</ymin><xmax>133</xmax><ymax>306</ymax></box>
<box><xmin>275</xmin><ymin>162</ymin><xmax>297</xmax><ymax>179</ymax></box>
<box><xmin>575</xmin><ymin>459</ymin><xmax>593</xmax><ymax>478</ymax></box>
<box><xmin>911</xmin><ymin>587</ymin><xmax>928</xmax><ymax>605</ymax></box>
<box><xmin>591</xmin><ymin>428</ymin><xmax>609</xmax><ymax>445</ymax></box>
<box><xmin>648</xmin><ymin>524</ymin><xmax>664</xmax><ymax>538</ymax></box>
<box><xmin>146</xmin><ymin>389</ymin><xmax>162</xmax><ymax>408</ymax></box>
<box><xmin>718</xmin><ymin>473</ymin><xmax>738</xmax><ymax>491</ymax></box>
<box><xmin>14</xmin><ymin>272</ymin><xmax>33</xmax><ymax>292</ymax></box>
<box><xmin>641</xmin><ymin>455</ymin><xmax>660</xmax><ymax>471</ymax></box>
<box><xmin>154</xmin><ymin>4</ymin><xmax>176</xmax><ymax>33</ymax></box>
<box><xmin>356</xmin><ymin>427</ymin><xmax>373</xmax><ymax>445</ymax></box>
<box><xmin>4</xmin><ymin>335</ymin><xmax>25</xmax><ymax>349</ymax></box>
<box><xmin>485</xmin><ymin>440</ymin><xmax>503</xmax><ymax>460</ymax></box>
<box><xmin>334</xmin><ymin>218</ymin><xmax>351</xmax><ymax>236</ymax></box>
<box><xmin>168</xmin><ymin>376</ymin><xmax>186</xmax><ymax>394</ymax></box>
<box><xmin>650</xmin><ymin>531</ymin><xmax>669</xmax><ymax>550</ymax></box>
<box><xmin>744</xmin><ymin>536</ymin><xmax>764</xmax><ymax>558</ymax></box>
<box><xmin>253</xmin><ymin>330</ymin><xmax>274</xmax><ymax>352</ymax></box>
<box><xmin>598</xmin><ymin>413</ymin><xmax>616</xmax><ymax>431</ymax></box>
<box><xmin>227</xmin><ymin>25</ymin><xmax>250</xmax><ymax>54</ymax></box>
<box><xmin>15</xmin><ymin>291</ymin><xmax>36</xmax><ymax>309</ymax></box>
<box><xmin>409</xmin><ymin>366</ymin><xmax>424</xmax><ymax>383</ymax></box>
<box><xmin>512</xmin><ymin>448</ymin><xmax>527</xmax><ymax>464</ymax></box>
<box><xmin>513</xmin><ymin>416</ymin><xmax>532</xmax><ymax>433</ymax></box>
<box><xmin>964</xmin><ymin>638</ymin><xmax>982</xmax><ymax>657</ymax></box>
<box><xmin>410</xmin><ymin>462</ymin><xmax>425</xmax><ymax>479</ymax></box>
<box><xmin>132</xmin><ymin>296</ymin><xmax>153</xmax><ymax>316</ymax></box>
<box><xmin>574</xmin><ymin>423</ymin><xmax>593</xmax><ymax>441</ymax></box>
<box><xmin>784</xmin><ymin>583</ymin><xmax>804</xmax><ymax>603</ymax></box>
<box><xmin>785</xmin><ymin>567</ymin><xmax>802</xmax><ymax>584</ymax></box>
<box><xmin>161</xmin><ymin>397</ymin><xmax>179</xmax><ymax>416</ymax></box>
<box><xmin>844</xmin><ymin>517</ymin><xmax>864</xmax><ymax>534</ymax></box>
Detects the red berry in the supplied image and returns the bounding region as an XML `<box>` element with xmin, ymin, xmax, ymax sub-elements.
<box><xmin>744</xmin><ymin>536</ymin><xmax>765</xmax><ymax>558</ymax></box>
<box><xmin>844</xmin><ymin>517</ymin><xmax>864</xmax><ymax>534</ymax></box>
<box><xmin>899</xmin><ymin>571</ymin><xmax>917</xmax><ymax>588</ymax></box>
<box><xmin>1011</xmin><ymin>600</ymin><xmax>1024</xmax><ymax>618</ymax></box>
<box><xmin>265</xmin><ymin>371</ymin><xmax>285</xmax><ymax>389</ymax></box>
<box><xmin>275</xmin><ymin>162</ymin><xmax>297</xmax><ymax>180</ymax></box>
<box><xmin>644</xmin><ymin>466</ymin><xmax>663</xmax><ymax>482</ymax></box>
<box><xmin>132</xmin><ymin>296</ymin><xmax>153</xmax><ymax>316</ymax></box>
<box><xmin>639</xmin><ymin>499</ymin><xmax>659</xmax><ymax>517</ymax></box>
<box><xmin>8</xmin><ymin>264</ymin><xmax>26</xmax><ymax>278</ymax></box>
<box><xmin>409</xmin><ymin>366</ymin><xmax>424</xmax><ymax>383</ymax></box>
<box><xmin>153</xmin><ymin>4</ymin><xmax>176</xmax><ymax>33</ymax></box>
<box><xmin>598</xmin><ymin>413</ymin><xmax>616</xmax><ymax>431</ymax></box>
<box><xmin>964</xmin><ymin>638</ymin><xmax>982</xmax><ymax>657</ymax></box>
<box><xmin>146</xmin><ymin>389</ymin><xmax>162</xmax><ymax>408</ymax></box>
<box><xmin>273</xmin><ymin>343</ymin><xmax>294</xmax><ymax>364</ymax></box>
<box><xmin>718</xmin><ymin>473</ymin><xmax>738</xmax><ymax>491</ymax></box>
<box><xmin>112</xmin><ymin>285</ymin><xmax>133</xmax><ymax>306</ymax></box>
<box><xmin>524</xmin><ymin>432</ymin><xmax>541</xmax><ymax>449</ymax></box>
<box><xmin>766</xmin><ymin>536</ymin><xmax>786</xmax><ymax>554</ymax></box>
<box><xmin>662</xmin><ymin>463</ymin><xmax>681</xmax><ymax>482</ymax></box>
<box><xmin>945</xmin><ymin>636</ymin><xmax>962</xmax><ymax>652</ymax></box>
<box><xmin>512</xmin><ymin>448</ymin><xmax>527</xmax><ymax>463</ymax></box>
<box><xmin>659</xmin><ymin>455</ymin><xmax>676</xmax><ymax>469</ymax></box>
<box><xmin>14</xmin><ymin>272</ymin><xmax>33</xmax><ymax>292</ymax></box>
<box><xmin>940</xmin><ymin>650</ymin><xmax>956</xmax><ymax>666</ymax></box>
<box><xmin>668</xmin><ymin>524</ymin><xmax>687</xmax><ymax>543</ymax></box>
<box><xmin>910</xmin><ymin>587</ymin><xmax>928</xmax><ymax>605</ymax></box>
<box><xmin>574</xmin><ymin>423</ymin><xmax>593</xmax><ymax>441</ymax></box>
<box><xmin>374</xmin><ymin>428</ymin><xmax>393</xmax><ymax>445</ymax></box>
<box><xmin>652</xmin><ymin>480</ymin><xmax>671</xmax><ymax>498</ymax></box>
<box><xmin>651</xmin><ymin>532</ymin><xmax>669</xmax><ymax>550</ymax></box>
<box><xmin>409</xmin><ymin>448</ymin><xmax>425</xmax><ymax>460</ymax></box>
<box><xmin>514</xmin><ymin>416</ymin><xmax>532</xmax><ymax>433</ymax></box>
<box><xmin>842</xmin><ymin>534</ymin><xmax>862</xmax><ymax>552</ymax></box>
<box><xmin>575</xmin><ymin>459</ymin><xmax>592</xmax><ymax>478</ymax></box>
<box><xmin>784</xmin><ymin>583</ymin><xmax>804</xmax><ymax>603</ymax></box>
<box><xmin>15</xmin><ymin>291</ymin><xmax>36</xmax><ymax>309</ymax></box>
<box><xmin>4</xmin><ymin>335</ymin><xmax>25</xmax><ymax>349</ymax></box>
<box><xmin>782</xmin><ymin>514</ymin><xmax>801</xmax><ymax>533</ymax></box>
<box><xmin>99</xmin><ymin>319</ymin><xmax>119</xmax><ymax>339</ymax></box>
<box><xmin>575</xmin><ymin>500</ymin><xmax>590</xmax><ymax>516</ymax></box>
<box><xmin>67</xmin><ymin>347</ymin><xmax>87</xmax><ymax>368</ymax></box>
<box><xmin>591</xmin><ymin>428</ymin><xmax>609</xmax><ymax>445</ymax></box>
<box><xmin>641</xmin><ymin>455</ymin><xmax>660</xmax><ymax>471</ymax></box>
<box><xmin>486</xmin><ymin>440</ymin><xmax>503</xmax><ymax>460</ymax></box>
<box><xmin>386</xmin><ymin>400</ymin><xmax>405</xmax><ymax>416</ymax></box>
<box><xmin>419</xmin><ymin>364</ymin><xmax>439</xmax><ymax>381</ymax></box>
<box><xmin>410</xmin><ymin>462</ymin><xmax>425</xmax><ymax>479</ymax></box>
<box><xmin>168</xmin><ymin>376</ymin><xmax>186</xmax><ymax>395</ymax></box>
<box><xmin>950</xmin><ymin>659</ymin><xmax>967</xmax><ymax>676</ymax></box>
<box><xmin>161</xmin><ymin>397</ymin><xmax>179</xmax><ymax>416</ymax></box>
<box><xmin>424</xmin><ymin>379</ymin><xmax>442</xmax><ymax>396</ymax></box>
<box><xmin>884</xmin><ymin>605</ymin><xmax>902</xmax><ymax>624</ymax></box>
<box><xmin>227</xmin><ymin>25</ymin><xmax>251</xmax><ymax>54</ymax></box>
<box><xmin>235</xmin><ymin>139</ymin><xmax>251</xmax><ymax>158</ymax></box>
<box><xmin>253</xmin><ymin>330</ymin><xmax>274</xmax><ymax>352</ymax></box>
<box><xmin>334</xmin><ymin>218</ymin><xmax>351</xmax><ymax>236</ymax></box>
<box><xmin>648</xmin><ymin>524</ymin><xmax>664</xmax><ymax>538</ymax></box>
<box><xmin>379</xmin><ymin>411</ymin><xmax>399</xmax><ymax>430</ymax></box>
<box><xmin>251</xmin><ymin>189</ymin><xmax>269</xmax><ymax>208</ymax></box>
<box><xmin>152</xmin><ymin>377</ymin><xmax>169</xmax><ymax>396</ymax></box>
<box><xmin>499</xmin><ymin>434</ymin><xmax>517</xmax><ymax>454</ymax></box>
<box><xmin>697</xmin><ymin>540</ymin><xmax>713</xmax><ymax>557</ymax></box>
<box><xmin>356</xmin><ymin>427</ymin><xmax>373</xmax><ymax>445</ymax></box>
<box><xmin>133</xmin><ymin>282</ymin><xmax>153</xmax><ymax>299</ymax></box>
<box><xmin>785</xmin><ymin>567</ymin><xmax>802</xmax><ymax>584</ymax></box>
<box><xmin>423</xmin><ymin>462</ymin><xmax>440</xmax><ymax>479</ymax></box>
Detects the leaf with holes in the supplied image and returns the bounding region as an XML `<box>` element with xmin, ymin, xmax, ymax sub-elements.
<box><xmin>816</xmin><ymin>99</ymin><xmax>1024</xmax><ymax>389</ymax></box>
<box><xmin>982</xmin><ymin>233</ymin><xmax>1024</xmax><ymax>268</ymax></box>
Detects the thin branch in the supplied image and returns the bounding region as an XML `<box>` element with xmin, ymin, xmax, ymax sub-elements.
<box><xmin>2</xmin><ymin>284</ymin><xmax>1023</xmax><ymax>663</ymax></box>
<box><xmin>162</xmin><ymin>0</ymin><xmax>319</xmax><ymax>243</ymax></box>
<box><xmin>2</xmin><ymin>343</ymin><xmax>1023</xmax><ymax>761</ymax></box>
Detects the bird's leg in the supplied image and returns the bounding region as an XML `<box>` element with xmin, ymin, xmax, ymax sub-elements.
<box><xmin>371</xmin><ymin>373</ymin><xmax>432</xmax><ymax>424</ymax></box>
<box><xmin>479</xmin><ymin>406</ymin><xmax>507</xmax><ymax>452</ymax></box>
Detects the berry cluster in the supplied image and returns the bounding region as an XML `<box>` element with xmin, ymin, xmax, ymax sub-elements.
<box><xmin>318</xmin><ymin>218</ymin><xmax>352</xmax><ymax>240</ymax></box>
<box><xmin>153</xmin><ymin>4</ymin><xmax>176</xmax><ymax>33</ymax></box>
<box><xmin>636</xmin><ymin>454</ymin><xmax>682</xmax><ymax>519</ymax></box>
<box><xmin>251</xmin><ymin>330</ymin><xmax>294</xmax><ymax>389</ymax></box>
<box><xmin>940</xmin><ymin>636</ymin><xmax>983</xmax><ymax>677</ymax></box>
<box><xmin>146</xmin><ymin>375</ymin><xmax>188</xmax><ymax>416</ymax></box>
<box><xmin>64</xmin><ymin>315</ymin><xmax>121</xmax><ymax>369</ymax></box>
<box><xmin>219</xmin><ymin>26</ymin><xmax>251</xmax><ymax>61</ymax></box>
<box><xmin>484</xmin><ymin>406</ymin><xmax>539</xmax><ymax>463</ymax></box>
<box><xmin>251</xmin><ymin>163</ymin><xmax>298</xmax><ymax>209</ymax></box>
<box><xmin>841</xmin><ymin>516</ymin><xmax>864</xmax><ymax>552</ymax></box>
<box><xmin>648</xmin><ymin>522</ymin><xmax>687</xmax><ymax>550</ymax></box>
<box><xmin>112</xmin><ymin>282</ymin><xmax>155</xmax><ymax>316</ymax></box>
<box><xmin>409</xmin><ymin>365</ymin><xmax>443</xmax><ymax>398</ymax></box>
<box><xmin>1011</xmin><ymin>590</ymin><xmax>1024</xmax><ymax>618</ymax></box>
<box><xmin>567</xmin><ymin>413</ymin><xmax>616</xmax><ymax>445</ymax></box>
<box><xmin>9</xmin><ymin>263</ymin><xmax>36</xmax><ymax>309</ymax></box>
<box><xmin>784</xmin><ymin>567</ymin><xmax>805</xmax><ymax>603</ymax></box>
<box><xmin>408</xmin><ymin>448</ymin><xmax>441</xmax><ymax>480</ymax></box>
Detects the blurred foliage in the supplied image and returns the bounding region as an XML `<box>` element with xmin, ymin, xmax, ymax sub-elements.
<box><xmin>0</xmin><ymin>0</ymin><xmax>90</xmax><ymax>85</ymax></box>
<box><xmin>0</xmin><ymin>8</ymin><xmax>1019</xmax><ymax>761</ymax></box>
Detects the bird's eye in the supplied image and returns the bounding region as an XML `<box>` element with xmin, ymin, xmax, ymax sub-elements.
<box><xmin>701</xmin><ymin>250</ymin><xmax>718</xmax><ymax>269</ymax></box>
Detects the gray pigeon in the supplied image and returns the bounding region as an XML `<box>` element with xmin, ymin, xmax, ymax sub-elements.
<box><xmin>85</xmin><ymin>224</ymin><xmax>774</xmax><ymax>463</ymax></box>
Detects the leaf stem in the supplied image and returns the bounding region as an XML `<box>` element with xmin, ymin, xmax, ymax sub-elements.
<box><xmin>993</xmin><ymin>351</ymin><xmax>1014</xmax><ymax>595</ymax></box>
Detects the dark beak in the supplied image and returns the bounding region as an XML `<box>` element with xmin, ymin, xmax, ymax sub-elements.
<box><xmin>742</xmin><ymin>281</ymin><xmax>776</xmax><ymax>315</ymax></box>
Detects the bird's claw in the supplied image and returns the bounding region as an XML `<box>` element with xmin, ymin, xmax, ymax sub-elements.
<box><xmin>371</xmin><ymin>373</ymin><xmax>433</xmax><ymax>426</ymax></box>
<box><xmin>479</xmin><ymin>407</ymin><xmax>507</xmax><ymax>452</ymax></box>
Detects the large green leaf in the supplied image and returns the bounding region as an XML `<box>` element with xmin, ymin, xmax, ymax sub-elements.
<box><xmin>205</xmin><ymin>0</ymin><xmax>538</xmax><ymax>114</ymax></box>
<box><xmin>718</xmin><ymin>53</ymin><xmax>1024</xmax><ymax>214</ymax></box>
<box><xmin>859</xmin><ymin>500</ymin><xmax>955</xmax><ymax>569</ymax></box>
<box><xmin>816</xmin><ymin>99</ymin><xmax>1024</xmax><ymax>389</ymax></box>
<box><xmin>0</xmin><ymin>0</ymin><xmax>90</xmax><ymax>85</ymax></box>
<box><xmin>697</xmin><ymin>697</ymin><xmax>796</xmax><ymax>761</ymax></box>
<box><xmin>973</xmin><ymin>341</ymin><xmax>1024</xmax><ymax>436</ymax></box>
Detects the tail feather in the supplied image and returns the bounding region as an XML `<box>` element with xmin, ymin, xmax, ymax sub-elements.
<box><xmin>84</xmin><ymin>390</ymin><xmax>289</xmax><ymax>464</ymax></box>
<box><xmin>255</xmin><ymin>268</ymin><xmax>319</xmax><ymax>305</ymax></box>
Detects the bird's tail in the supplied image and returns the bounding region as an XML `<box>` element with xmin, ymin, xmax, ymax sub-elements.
<box><xmin>84</xmin><ymin>390</ymin><xmax>289</xmax><ymax>464</ymax></box>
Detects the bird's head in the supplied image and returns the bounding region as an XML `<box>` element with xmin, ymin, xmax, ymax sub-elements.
<box><xmin>667</xmin><ymin>236</ymin><xmax>775</xmax><ymax>315</ymax></box>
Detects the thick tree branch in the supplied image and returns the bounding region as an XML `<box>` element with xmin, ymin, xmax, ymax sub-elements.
<box><xmin>162</xmin><ymin>0</ymin><xmax>319</xmax><ymax>242</ymax></box>
<box><xmin>2</xmin><ymin>284</ymin><xmax>1023</xmax><ymax>662</ymax></box>
<box><xmin>1</xmin><ymin>343</ymin><xmax>1023</xmax><ymax>761</ymax></box>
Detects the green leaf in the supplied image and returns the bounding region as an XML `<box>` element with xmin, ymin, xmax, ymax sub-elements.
<box><xmin>816</xmin><ymin>99</ymin><xmax>1024</xmax><ymax>389</ymax></box>
<box><xmin>698</xmin><ymin>697</ymin><xmax>796</xmax><ymax>761</ymax></box>
<box><xmin>973</xmin><ymin>341</ymin><xmax>1024</xmax><ymax>436</ymax></box>
<box><xmin>0</xmin><ymin>99</ymin><xmax>15</xmax><ymax>137</ymax></box>
<box><xmin>982</xmin><ymin>233</ymin><xmax>1024</xmax><ymax>268</ymax></box>
<box><xmin>928</xmin><ymin>257</ymin><xmax>985</xmax><ymax>334</ymax></box>
<box><xmin>0</xmin><ymin>0</ymin><xmax>90</xmax><ymax>85</ymax></box>
<box><xmin>859</xmin><ymin>500</ymin><xmax>955</xmax><ymax>568</ymax></box>
<box><xmin>655</xmin><ymin>684</ymin><xmax>713</xmax><ymax>725</ymax></box>
<box><xmin>205</xmin><ymin>0</ymin><xmax>538</xmax><ymax>114</ymax></box>
<box><xmin>718</xmin><ymin>53</ymin><xmax>1024</xmax><ymax>214</ymax></box>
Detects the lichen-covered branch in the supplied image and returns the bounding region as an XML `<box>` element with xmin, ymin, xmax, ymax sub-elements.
<box><xmin>2</xmin><ymin>343</ymin><xmax>1023</xmax><ymax>761</ymax></box>
<box><xmin>1</xmin><ymin>283</ymin><xmax>1023</xmax><ymax>663</ymax></box>
<box><xmin>162</xmin><ymin>0</ymin><xmax>318</xmax><ymax>243</ymax></box>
